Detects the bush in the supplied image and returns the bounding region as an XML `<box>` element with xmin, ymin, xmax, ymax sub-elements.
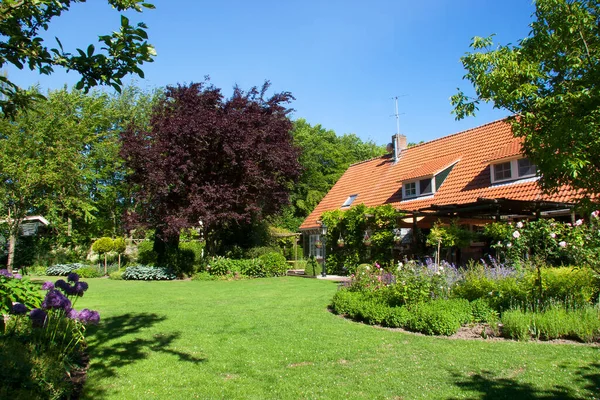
<box><xmin>179</xmin><ymin>241</ymin><xmax>204</xmax><ymax>271</ymax></box>
<box><xmin>239</xmin><ymin>259</ymin><xmax>264</xmax><ymax>278</ymax></box>
<box><xmin>122</xmin><ymin>265</ymin><xmax>176</xmax><ymax>280</ymax></box>
<box><xmin>109</xmin><ymin>270</ymin><xmax>124</xmax><ymax>280</ymax></box>
<box><xmin>304</xmin><ymin>257</ymin><xmax>322</xmax><ymax>276</ymax></box>
<box><xmin>383</xmin><ymin>306</ymin><xmax>412</xmax><ymax>328</ymax></box>
<box><xmin>0</xmin><ymin>272</ymin><xmax>42</xmax><ymax>316</ymax></box>
<box><xmin>206</xmin><ymin>257</ymin><xmax>241</xmax><ymax>276</ymax></box>
<box><xmin>407</xmin><ymin>299</ymin><xmax>472</xmax><ymax>336</ymax></box>
<box><xmin>28</xmin><ymin>265</ymin><xmax>48</xmax><ymax>276</ymax></box>
<box><xmin>470</xmin><ymin>298</ymin><xmax>499</xmax><ymax>323</ymax></box>
<box><xmin>501</xmin><ymin>306</ymin><xmax>600</xmax><ymax>342</ymax></box>
<box><xmin>245</xmin><ymin>246</ymin><xmax>282</xmax><ymax>259</ymax></box>
<box><xmin>331</xmin><ymin>290</ymin><xmax>363</xmax><ymax>316</ymax></box>
<box><xmin>73</xmin><ymin>266</ymin><xmax>101</xmax><ymax>278</ymax></box>
<box><xmin>46</xmin><ymin>263</ymin><xmax>87</xmax><ymax>276</ymax></box>
<box><xmin>136</xmin><ymin>241</ymin><xmax>158</xmax><ymax>265</ymax></box>
<box><xmin>258</xmin><ymin>252</ymin><xmax>288</xmax><ymax>277</ymax></box>
<box><xmin>91</xmin><ymin>237</ymin><xmax>114</xmax><ymax>254</ymax></box>
<box><xmin>191</xmin><ymin>271</ymin><xmax>218</xmax><ymax>281</ymax></box>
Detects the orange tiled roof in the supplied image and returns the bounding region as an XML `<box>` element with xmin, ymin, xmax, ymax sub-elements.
<box><xmin>299</xmin><ymin>119</ymin><xmax>580</xmax><ymax>230</ymax></box>
<box><xmin>487</xmin><ymin>138</ymin><xmax>523</xmax><ymax>162</ymax></box>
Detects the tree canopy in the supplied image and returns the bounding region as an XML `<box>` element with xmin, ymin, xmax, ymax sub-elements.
<box><xmin>0</xmin><ymin>0</ymin><xmax>155</xmax><ymax>118</ymax></box>
<box><xmin>452</xmin><ymin>0</ymin><xmax>600</xmax><ymax>198</ymax></box>
<box><xmin>121</xmin><ymin>80</ymin><xmax>302</xmax><ymax>258</ymax></box>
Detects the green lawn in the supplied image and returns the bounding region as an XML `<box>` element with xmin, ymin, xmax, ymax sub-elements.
<box><xmin>71</xmin><ymin>277</ymin><xmax>599</xmax><ymax>399</ymax></box>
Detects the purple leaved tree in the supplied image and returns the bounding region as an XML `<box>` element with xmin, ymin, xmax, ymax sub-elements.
<box><xmin>121</xmin><ymin>80</ymin><xmax>301</xmax><ymax>263</ymax></box>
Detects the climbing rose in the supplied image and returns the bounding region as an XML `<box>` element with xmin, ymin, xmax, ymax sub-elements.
<box><xmin>550</xmin><ymin>232</ymin><xmax>556</xmax><ymax>239</ymax></box>
<box><xmin>512</xmin><ymin>231</ymin><xmax>521</xmax><ymax>239</ymax></box>
<box><xmin>591</xmin><ymin>210</ymin><xmax>599</xmax><ymax>219</ymax></box>
<box><xmin>516</xmin><ymin>221</ymin><xmax>524</xmax><ymax>228</ymax></box>
<box><xmin>575</xmin><ymin>219</ymin><xmax>583</xmax><ymax>226</ymax></box>
<box><xmin>559</xmin><ymin>241</ymin><xmax>567</xmax><ymax>248</ymax></box>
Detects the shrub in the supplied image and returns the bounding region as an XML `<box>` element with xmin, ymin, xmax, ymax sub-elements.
<box><xmin>206</xmin><ymin>257</ymin><xmax>241</xmax><ymax>276</ymax></box>
<box><xmin>28</xmin><ymin>265</ymin><xmax>48</xmax><ymax>276</ymax></box>
<box><xmin>383</xmin><ymin>306</ymin><xmax>412</xmax><ymax>328</ymax></box>
<box><xmin>0</xmin><ymin>271</ymin><xmax>42</xmax><ymax>317</ymax></box>
<box><xmin>245</xmin><ymin>246</ymin><xmax>282</xmax><ymax>259</ymax></box>
<box><xmin>470</xmin><ymin>298</ymin><xmax>499</xmax><ymax>323</ymax></box>
<box><xmin>179</xmin><ymin>240</ymin><xmax>204</xmax><ymax>271</ymax></box>
<box><xmin>331</xmin><ymin>290</ymin><xmax>363</xmax><ymax>316</ymax></box>
<box><xmin>73</xmin><ymin>266</ymin><xmax>101</xmax><ymax>278</ymax></box>
<box><xmin>259</xmin><ymin>252</ymin><xmax>288</xmax><ymax>277</ymax></box>
<box><xmin>136</xmin><ymin>240</ymin><xmax>158</xmax><ymax>265</ymax></box>
<box><xmin>109</xmin><ymin>270</ymin><xmax>124</xmax><ymax>280</ymax></box>
<box><xmin>304</xmin><ymin>257</ymin><xmax>322</xmax><ymax>276</ymax></box>
<box><xmin>239</xmin><ymin>259</ymin><xmax>265</xmax><ymax>278</ymax></box>
<box><xmin>46</xmin><ymin>263</ymin><xmax>86</xmax><ymax>276</ymax></box>
<box><xmin>407</xmin><ymin>299</ymin><xmax>472</xmax><ymax>336</ymax></box>
<box><xmin>122</xmin><ymin>265</ymin><xmax>176</xmax><ymax>280</ymax></box>
<box><xmin>191</xmin><ymin>271</ymin><xmax>218</xmax><ymax>281</ymax></box>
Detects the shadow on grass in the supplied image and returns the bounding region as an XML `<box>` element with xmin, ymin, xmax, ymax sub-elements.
<box><xmin>83</xmin><ymin>313</ymin><xmax>205</xmax><ymax>398</ymax></box>
<box><xmin>447</xmin><ymin>361</ymin><xmax>600</xmax><ymax>400</ymax></box>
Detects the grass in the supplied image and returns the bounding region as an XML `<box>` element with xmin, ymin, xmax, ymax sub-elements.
<box><xmin>68</xmin><ymin>277</ymin><xmax>600</xmax><ymax>399</ymax></box>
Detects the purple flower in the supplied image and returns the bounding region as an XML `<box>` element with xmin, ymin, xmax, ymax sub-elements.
<box><xmin>41</xmin><ymin>281</ymin><xmax>54</xmax><ymax>290</ymax></box>
<box><xmin>29</xmin><ymin>308</ymin><xmax>47</xmax><ymax>328</ymax></box>
<box><xmin>67</xmin><ymin>308</ymin><xmax>79</xmax><ymax>319</ymax></box>
<box><xmin>11</xmin><ymin>302</ymin><xmax>27</xmax><ymax>315</ymax></box>
<box><xmin>74</xmin><ymin>281</ymin><xmax>89</xmax><ymax>296</ymax></box>
<box><xmin>0</xmin><ymin>269</ymin><xmax>12</xmax><ymax>278</ymax></box>
<box><xmin>77</xmin><ymin>309</ymin><xmax>100</xmax><ymax>325</ymax></box>
<box><xmin>67</xmin><ymin>272</ymin><xmax>80</xmax><ymax>283</ymax></box>
<box><xmin>42</xmin><ymin>289</ymin><xmax>72</xmax><ymax>310</ymax></box>
<box><xmin>13</xmin><ymin>273</ymin><xmax>22</xmax><ymax>279</ymax></box>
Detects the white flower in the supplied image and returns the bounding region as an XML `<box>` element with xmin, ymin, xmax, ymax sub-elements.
<box><xmin>516</xmin><ymin>222</ymin><xmax>524</xmax><ymax>229</ymax></box>
<box><xmin>507</xmin><ymin>242</ymin><xmax>512</xmax><ymax>248</ymax></box>
<box><xmin>512</xmin><ymin>231</ymin><xmax>521</xmax><ymax>239</ymax></box>
<box><xmin>497</xmin><ymin>241</ymin><xmax>502</xmax><ymax>246</ymax></box>
<box><xmin>550</xmin><ymin>232</ymin><xmax>556</xmax><ymax>239</ymax></box>
<box><xmin>575</xmin><ymin>219</ymin><xmax>583</xmax><ymax>226</ymax></box>
<box><xmin>559</xmin><ymin>241</ymin><xmax>567</xmax><ymax>248</ymax></box>
<box><xmin>592</xmin><ymin>210</ymin><xmax>600</xmax><ymax>219</ymax></box>
<box><xmin>439</xmin><ymin>266</ymin><xmax>444</xmax><ymax>271</ymax></box>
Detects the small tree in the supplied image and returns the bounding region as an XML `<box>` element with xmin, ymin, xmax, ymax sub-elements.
<box><xmin>113</xmin><ymin>237</ymin><xmax>127</xmax><ymax>270</ymax></box>
<box><xmin>92</xmin><ymin>237</ymin><xmax>114</xmax><ymax>275</ymax></box>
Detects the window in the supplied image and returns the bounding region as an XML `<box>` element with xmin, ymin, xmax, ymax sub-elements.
<box><xmin>419</xmin><ymin>178</ymin><xmax>432</xmax><ymax>195</ymax></box>
<box><xmin>404</xmin><ymin>182</ymin><xmax>417</xmax><ymax>197</ymax></box>
<box><xmin>309</xmin><ymin>234</ymin><xmax>323</xmax><ymax>258</ymax></box>
<box><xmin>341</xmin><ymin>194</ymin><xmax>358</xmax><ymax>208</ymax></box>
<box><xmin>494</xmin><ymin>161</ymin><xmax>512</xmax><ymax>181</ymax></box>
<box><xmin>517</xmin><ymin>158</ymin><xmax>536</xmax><ymax>177</ymax></box>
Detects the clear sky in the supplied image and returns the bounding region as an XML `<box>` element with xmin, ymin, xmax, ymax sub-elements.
<box><xmin>6</xmin><ymin>0</ymin><xmax>536</xmax><ymax>146</ymax></box>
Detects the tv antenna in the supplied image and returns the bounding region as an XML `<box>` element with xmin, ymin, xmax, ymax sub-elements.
<box><xmin>392</xmin><ymin>95</ymin><xmax>407</xmax><ymax>135</ymax></box>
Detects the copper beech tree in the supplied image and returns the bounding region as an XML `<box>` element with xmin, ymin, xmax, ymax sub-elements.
<box><xmin>121</xmin><ymin>81</ymin><xmax>301</xmax><ymax>262</ymax></box>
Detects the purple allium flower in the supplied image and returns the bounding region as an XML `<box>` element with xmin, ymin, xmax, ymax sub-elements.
<box><xmin>13</xmin><ymin>273</ymin><xmax>22</xmax><ymax>279</ymax></box>
<box><xmin>67</xmin><ymin>272</ymin><xmax>80</xmax><ymax>283</ymax></box>
<box><xmin>29</xmin><ymin>308</ymin><xmax>47</xmax><ymax>328</ymax></box>
<box><xmin>41</xmin><ymin>281</ymin><xmax>54</xmax><ymax>290</ymax></box>
<box><xmin>55</xmin><ymin>279</ymin><xmax>69</xmax><ymax>291</ymax></box>
<box><xmin>74</xmin><ymin>281</ymin><xmax>89</xmax><ymax>296</ymax></box>
<box><xmin>0</xmin><ymin>269</ymin><xmax>12</xmax><ymax>278</ymax></box>
<box><xmin>42</xmin><ymin>289</ymin><xmax>72</xmax><ymax>310</ymax></box>
<box><xmin>11</xmin><ymin>302</ymin><xmax>27</xmax><ymax>315</ymax></box>
<box><xmin>67</xmin><ymin>308</ymin><xmax>79</xmax><ymax>319</ymax></box>
<box><xmin>77</xmin><ymin>309</ymin><xmax>100</xmax><ymax>325</ymax></box>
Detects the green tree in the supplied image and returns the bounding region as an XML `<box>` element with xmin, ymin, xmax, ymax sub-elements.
<box><xmin>92</xmin><ymin>237</ymin><xmax>114</xmax><ymax>275</ymax></box>
<box><xmin>276</xmin><ymin>119</ymin><xmax>385</xmax><ymax>230</ymax></box>
<box><xmin>113</xmin><ymin>237</ymin><xmax>127</xmax><ymax>270</ymax></box>
<box><xmin>0</xmin><ymin>0</ymin><xmax>155</xmax><ymax>118</ymax></box>
<box><xmin>452</xmin><ymin>0</ymin><xmax>600</xmax><ymax>197</ymax></box>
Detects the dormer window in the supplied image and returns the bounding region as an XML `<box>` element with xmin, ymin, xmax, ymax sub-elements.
<box><xmin>341</xmin><ymin>194</ymin><xmax>358</xmax><ymax>208</ymax></box>
<box><xmin>403</xmin><ymin>178</ymin><xmax>432</xmax><ymax>199</ymax></box>
<box><xmin>491</xmin><ymin>157</ymin><xmax>536</xmax><ymax>184</ymax></box>
<box><xmin>404</xmin><ymin>182</ymin><xmax>417</xmax><ymax>197</ymax></box>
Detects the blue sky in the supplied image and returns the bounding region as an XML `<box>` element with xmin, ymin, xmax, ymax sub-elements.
<box><xmin>7</xmin><ymin>0</ymin><xmax>536</xmax><ymax>146</ymax></box>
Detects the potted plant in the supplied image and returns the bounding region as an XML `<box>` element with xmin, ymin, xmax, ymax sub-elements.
<box><xmin>337</xmin><ymin>237</ymin><xmax>345</xmax><ymax>248</ymax></box>
<box><xmin>363</xmin><ymin>237</ymin><xmax>372</xmax><ymax>247</ymax></box>
<box><xmin>315</xmin><ymin>239</ymin><xmax>323</xmax><ymax>249</ymax></box>
<box><xmin>393</xmin><ymin>234</ymin><xmax>402</xmax><ymax>244</ymax></box>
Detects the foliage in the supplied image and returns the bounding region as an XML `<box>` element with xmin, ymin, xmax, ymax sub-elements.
<box><xmin>1</xmin><ymin>273</ymin><xmax>99</xmax><ymax>397</ymax></box>
<box><xmin>304</xmin><ymin>256</ymin><xmax>322</xmax><ymax>276</ymax></box>
<box><xmin>46</xmin><ymin>263</ymin><xmax>86</xmax><ymax>276</ymax></box>
<box><xmin>0</xmin><ymin>0</ymin><xmax>155</xmax><ymax>118</ymax></box>
<box><xmin>113</xmin><ymin>238</ymin><xmax>127</xmax><ymax>254</ymax></box>
<box><xmin>136</xmin><ymin>240</ymin><xmax>157</xmax><ymax>265</ymax></box>
<box><xmin>121</xmin><ymin>80</ymin><xmax>302</xmax><ymax>261</ymax></box>
<box><xmin>427</xmin><ymin>219</ymin><xmax>475</xmax><ymax>263</ymax></box>
<box><xmin>258</xmin><ymin>252</ymin><xmax>288</xmax><ymax>277</ymax></box>
<box><xmin>452</xmin><ymin>0</ymin><xmax>600</xmax><ymax>196</ymax></box>
<box><xmin>321</xmin><ymin>204</ymin><xmax>403</xmax><ymax>273</ymax></box>
<box><xmin>275</xmin><ymin>119</ymin><xmax>385</xmax><ymax>230</ymax></box>
<box><xmin>470</xmin><ymin>298</ymin><xmax>499</xmax><ymax>323</ymax></box>
<box><xmin>501</xmin><ymin>305</ymin><xmax>600</xmax><ymax>343</ymax></box>
<box><xmin>122</xmin><ymin>265</ymin><xmax>176</xmax><ymax>280</ymax></box>
<box><xmin>191</xmin><ymin>271</ymin><xmax>219</xmax><ymax>281</ymax></box>
<box><xmin>0</xmin><ymin>271</ymin><xmax>42</xmax><ymax>316</ymax></box>
<box><xmin>73</xmin><ymin>266</ymin><xmax>101</xmax><ymax>279</ymax></box>
<box><xmin>407</xmin><ymin>299</ymin><xmax>472</xmax><ymax>336</ymax></box>
<box><xmin>245</xmin><ymin>246</ymin><xmax>282</xmax><ymax>259</ymax></box>
<box><xmin>109</xmin><ymin>270</ymin><xmax>124</xmax><ymax>280</ymax></box>
<box><xmin>92</xmin><ymin>237</ymin><xmax>114</xmax><ymax>254</ymax></box>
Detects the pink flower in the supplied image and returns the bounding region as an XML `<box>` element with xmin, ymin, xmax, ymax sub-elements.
<box><xmin>507</xmin><ymin>242</ymin><xmax>512</xmax><ymax>248</ymax></box>
<box><xmin>516</xmin><ymin>221</ymin><xmax>524</xmax><ymax>229</ymax></box>
<box><xmin>550</xmin><ymin>232</ymin><xmax>556</xmax><ymax>239</ymax></box>
<box><xmin>512</xmin><ymin>231</ymin><xmax>521</xmax><ymax>239</ymax></box>
<box><xmin>559</xmin><ymin>241</ymin><xmax>567</xmax><ymax>248</ymax></box>
<box><xmin>575</xmin><ymin>219</ymin><xmax>583</xmax><ymax>226</ymax></box>
<box><xmin>592</xmin><ymin>210</ymin><xmax>600</xmax><ymax>219</ymax></box>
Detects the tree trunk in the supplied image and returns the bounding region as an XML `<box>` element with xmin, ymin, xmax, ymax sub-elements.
<box><xmin>118</xmin><ymin>253</ymin><xmax>121</xmax><ymax>271</ymax></box>
<box><xmin>104</xmin><ymin>253</ymin><xmax>107</xmax><ymax>276</ymax></box>
<box><xmin>7</xmin><ymin>233</ymin><xmax>16</xmax><ymax>274</ymax></box>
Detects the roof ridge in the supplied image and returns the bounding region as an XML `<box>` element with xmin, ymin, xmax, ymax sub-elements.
<box><xmin>402</xmin><ymin>117</ymin><xmax>511</xmax><ymax>151</ymax></box>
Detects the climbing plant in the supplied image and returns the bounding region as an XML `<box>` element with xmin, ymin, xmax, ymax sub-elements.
<box><xmin>321</xmin><ymin>204</ymin><xmax>403</xmax><ymax>274</ymax></box>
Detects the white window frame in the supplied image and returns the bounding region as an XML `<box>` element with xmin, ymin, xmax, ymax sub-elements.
<box><xmin>403</xmin><ymin>176</ymin><xmax>434</xmax><ymax>199</ymax></box>
<box><xmin>491</xmin><ymin>157</ymin><xmax>537</xmax><ymax>184</ymax></box>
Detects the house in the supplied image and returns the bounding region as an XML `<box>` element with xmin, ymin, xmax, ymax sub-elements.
<box><xmin>299</xmin><ymin>119</ymin><xmax>581</xmax><ymax>260</ymax></box>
